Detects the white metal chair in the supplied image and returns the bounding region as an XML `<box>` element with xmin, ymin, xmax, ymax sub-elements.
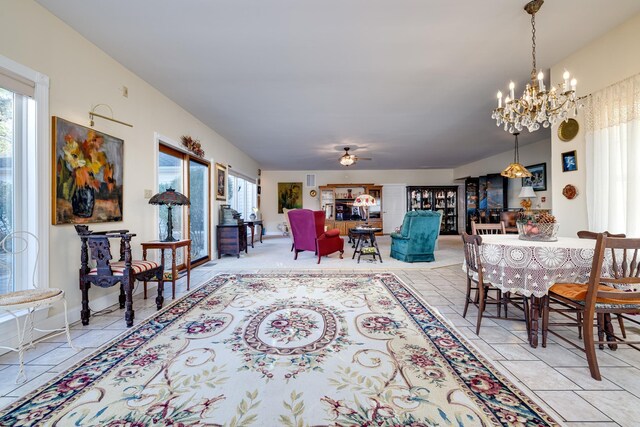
<box><xmin>0</xmin><ymin>231</ymin><xmax>77</xmax><ymax>383</ymax></box>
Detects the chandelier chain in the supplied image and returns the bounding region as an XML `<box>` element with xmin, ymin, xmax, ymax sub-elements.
<box><xmin>531</xmin><ymin>13</ymin><xmax>537</xmax><ymax>77</ymax></box>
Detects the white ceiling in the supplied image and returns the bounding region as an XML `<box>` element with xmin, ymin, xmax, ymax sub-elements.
<box><xmin>37</xmin><ymin>0</ymin><xmax>640</xmax><ymax>170</ymax></box>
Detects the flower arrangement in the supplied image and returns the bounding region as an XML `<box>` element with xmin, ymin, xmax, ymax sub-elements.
<box><xmin>181</xmin><ymin>135</ymin><xmax>205</xmax><ymax>157</ymax></box>
<box><xmin>62</xmin><ymin>130</ymin><xmax>114</xmax><ymax>193</ymax></box>
<box><xmin>517</xmin><ymin>211</ymin><xmax>558</xmax><ymax>241</ymax></box>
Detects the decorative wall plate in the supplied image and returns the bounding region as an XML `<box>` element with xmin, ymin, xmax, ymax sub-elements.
<box><xmin>562</xmin><ymin>184</ymin><xmax>578</xmax><ymax>199</ymax></box>
<box><xmin>558</xmin><ymin>118</ymin><xmax>579</xmax><ymax>142</ymax></box>
<box><xmin>309</xmin><ymin>189</ymin><xmax>317</xmax><ymax>197</ymax></box>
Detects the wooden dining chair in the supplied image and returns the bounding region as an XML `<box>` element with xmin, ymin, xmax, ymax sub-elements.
<box><xmin>578</xmin><ymin>230</ymin><xmax>628</xmax><ymax>341</ymax></box>
<box><xmin>544</xmin><ymin>233</ymin><xmax>640</xmax><ymax>380</ymax></box>
<box><xmin>543</xmin><ymin>230</ymin><xmax>629</xmax><ymax>348</ymax></box>
<box><xmin>461</xmin><ymin>233</ymin><xmax>528</xmax><ymax>334</ymax></box>
<box><xmin>471</xmin><ymin>221</ymin><xmax>506</xmax><ymax>235</ymax></box>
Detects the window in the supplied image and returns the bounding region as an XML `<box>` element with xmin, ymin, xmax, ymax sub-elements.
<box><xmin>0</xmin><ymin>57</ymin><xmax>49</xmax><ymax>294</ymax></box>
<box><xmin>227</xmin><ymin>172</ymin><xmax>257</xmax><ymax>221</ymax></box>
<box><xmin>158</xmin><ymin>143</ymin><xmax>211</xmax><ymax>265</ymax></box>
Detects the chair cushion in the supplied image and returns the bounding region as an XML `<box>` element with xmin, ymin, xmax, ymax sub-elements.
<box><xmin>0</xmin><ymin>288</ymin><xmax>63</xmax><ymax>306</ymax></box>
<box><xmin>324</xmin><ymin>229</ymin><xmax>340</xmax><ymax>238</ymax></box>
<box><xmin>89</xmin><ymin>260</ymin><xmax>161</xmax><ymax>276</ymax></box>
<box><xmin>550</xmin><ymin>283</ymin><xmax>640</xmax><ymax>306</ymax></box>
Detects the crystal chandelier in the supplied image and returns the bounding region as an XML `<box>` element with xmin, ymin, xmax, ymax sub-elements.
<box><xmin>501</xmin><ymin>132</ymin><xmax>532</xmax><ymax>178</ymax></box>
<box><xmin>491</xmin><ymin>0</ymin><xmax>584</xmax><ymax>133</ymax></box>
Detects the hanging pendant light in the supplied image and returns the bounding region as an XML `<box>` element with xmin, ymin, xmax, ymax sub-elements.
<box><xmin>501</xmin><ymin>132</ymin><xmax>532</xmax><ymax>178</ymax></box>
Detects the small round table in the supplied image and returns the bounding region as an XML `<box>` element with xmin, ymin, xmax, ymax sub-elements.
<box><xmin>350</xmin><ymin>227</ymin><xmax>383</xmax><ymax>263</ymax></box>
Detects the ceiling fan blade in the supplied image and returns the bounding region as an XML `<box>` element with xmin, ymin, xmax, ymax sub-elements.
<box><xmin>354</xmin><ymin>157</ymin><xmax>372</xmax><ymax>160</ymax></box>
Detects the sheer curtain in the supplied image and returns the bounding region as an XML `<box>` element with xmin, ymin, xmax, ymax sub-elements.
<box><xmin>585</xmin><ymin>73</ymin><xmax>640</xmax><ymax>237</ymax></box>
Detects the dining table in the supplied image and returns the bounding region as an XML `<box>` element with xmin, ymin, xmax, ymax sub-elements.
<box><xmin>473</xmin><ymin>234</ymin><xmax>597</xmax><ymax>348</ymax></box>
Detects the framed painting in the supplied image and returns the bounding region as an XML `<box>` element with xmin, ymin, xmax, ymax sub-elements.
<box><xmin>522</xmin><ymin>163</ymin><xmax>547</xmax><ymax>191</ymax></box>
<box><xmin>277</xmin><ymin>182</ymin><xmax>303</xmax><ymax>213</ymax></box>
<box><xmin>215</xmin><ymin>163</ymin><xmax>227</xmax><ymax>201</ymax></box>
<box><xmin>52</xmin><ymin>117</ymin><xmax>123</xmax><ymax>224</ymax></box>
<box><xmin>562</xmin><ymin>151</ymin><xmax>578</xmax><ymax>172</ymax></box>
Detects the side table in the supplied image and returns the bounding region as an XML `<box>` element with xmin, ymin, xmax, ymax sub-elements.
<box><xmin>245</xmin><ymin>220</ymin><xmax>263</xmax><ymax>248</ymax></box>
<box><xmin>141</xmin><ymin>239</ymin><xmax>191</xmax><ymax>299</ymax></box>
<box><xmin>350</xmin><ymin>227</ymin><xmax>383</xmax><ymax>263</ymax></box>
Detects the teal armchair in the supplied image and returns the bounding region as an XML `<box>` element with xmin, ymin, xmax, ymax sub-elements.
<box><xmin>390</xmin><ymin>210</ymin><xmax>442</xmax><ymax>262</ymax></box>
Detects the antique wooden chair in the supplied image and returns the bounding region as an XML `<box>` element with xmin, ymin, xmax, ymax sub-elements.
<box><xmin>471</xmin><ymin>221</ymin><xmax>506</xmax><ymax>235</ymax></box>
<box><xmin>461</xmin><ymin>233</ymin><xmax>529</xmax><ymax>335</ymax></box>
<box><xmin>545</xmin><ymin>233</ymin><xmax>640</xmax><ymax>380</ymax></box>
<box><xmin>75</xmin><ymin>225</ymin><xmax>164</xmax><ymax>327</ymax></box>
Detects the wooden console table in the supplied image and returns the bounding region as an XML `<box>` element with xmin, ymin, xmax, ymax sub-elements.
<box><xmin>141</xmin><ymin>239</ymin><xmax>191</xmax><ymax>299</ymax></box>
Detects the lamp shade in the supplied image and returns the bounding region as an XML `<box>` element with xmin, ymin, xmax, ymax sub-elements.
<box><xmin>149</xmin><ymin>188</ymin><xmax>190</xmax><ymax>206</ymax></box>
<box><xmin>518</xmin><ymin>186</ymin><xmax>537</xmax><ymax>198</ymax></box>
<box><xmin>353</xmin><ymin>194</ymin><xmax>376</xmax><ymax>207</ymax></box>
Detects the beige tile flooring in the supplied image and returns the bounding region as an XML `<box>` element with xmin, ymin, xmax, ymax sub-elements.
<box><xmin>1</xmin><ymin>235</ymin><xmax>639</xmax><ymax>426</ymax></box>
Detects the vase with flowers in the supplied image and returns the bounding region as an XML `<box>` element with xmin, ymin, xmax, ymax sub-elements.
<box><xmin>61</xmin><ymin>130</ymin><xmax>115</xmax><ymax>218</ymax></box>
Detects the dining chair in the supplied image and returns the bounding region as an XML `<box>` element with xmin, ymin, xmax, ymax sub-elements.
<box><xmin>543</xmin><ymin>230</ymin><xmax>628</xmax><ymax>348</ymax></box>
<box><xmin>544</xmin><ymin>233</ymin><xmax>640</xmax><ymax>380</ymax></box>
<box><xmin>471</xmin><ymin>221</ymin><xmax>506</xmax><ymax>235</ymax></box>
<box><xmin>461</xmin><ymin>233</ymin><xmax>528</xmax><ymax>334</ymax></box>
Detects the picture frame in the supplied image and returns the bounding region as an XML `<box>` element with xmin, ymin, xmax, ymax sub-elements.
<box><xmin>562</xmin><ymin>150</ymin><xmax>578</xmax><ymax>172</ymax></box>
<box><xmin>52</xmin><ymin>117</ymin><xmax>124</xmax><ymax>224</ymax></box>
<box><xmin>215</xmin><ymin>163</ymin><xmax>227</xmax><ymax>201</ymax></box>
<box><xmin>521</xmin><ymin>163</ymin><xmax>547</xmax><ymax>191</ymax></box>
<box><xmin>277</xmin><ymin>182</ymin><xmax>303</xmax><ymax>213</ymax></box>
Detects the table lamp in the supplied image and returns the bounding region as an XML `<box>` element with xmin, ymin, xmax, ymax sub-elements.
<box><xmin>149</xmin><ymin>188</ymin><xmax>191</xmax><ymax>241</ymax></box>
<box><xmin>353</xmin><ymin>194</ymin><xmax>377</xmax><ymax>222</ymax></box>
<box><xmin>518</xmin><ymin>186</ymin><xmax>537</xmax><ymax>215</ymax></box>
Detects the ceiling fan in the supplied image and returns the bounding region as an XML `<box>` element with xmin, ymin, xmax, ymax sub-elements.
<box><xmin>339</xmin><ymin>147</ymin><xmax>371</xmax><ymax>166</ymax></box>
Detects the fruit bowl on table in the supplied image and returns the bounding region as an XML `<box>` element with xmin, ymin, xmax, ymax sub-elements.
<box><xmin>517</xmin><ymin>221</ymin><xmax>559</xmax><ymax>242</ymax></box>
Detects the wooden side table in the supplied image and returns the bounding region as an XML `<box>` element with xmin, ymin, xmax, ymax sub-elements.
<box><xmin>245</xmin><ymin>220</ymin><xmax>263</xmax><ymax>248</ymax></box>
<box><xmin>141</xmin><ymin>239</ymin><xmax>191</xmax><ymax>299</ymax></box>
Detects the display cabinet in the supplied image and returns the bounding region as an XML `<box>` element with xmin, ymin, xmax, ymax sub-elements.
<box><xmin>465</xmin><ymin>174</ymin><xmax>509</xmax><ymax>231</ymax></box>
<box><xmin>407</xmin><ymin>186</ymin><xmax>458</xmax><ymax>235</ymax></box>
<box><xmin>319</xmin><ymin>184</ymin><xmax>383</xmax><ymax>235</ymax></box>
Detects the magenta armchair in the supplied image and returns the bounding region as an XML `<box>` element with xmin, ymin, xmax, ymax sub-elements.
<box><xmin>288</xmin><ymin>209</ymin><xmax>344</xmax><ymax>264</ymax></box>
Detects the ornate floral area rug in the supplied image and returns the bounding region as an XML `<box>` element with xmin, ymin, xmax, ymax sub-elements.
<box><xmin>0</xmin><ymin>273</ymin><xmax>558</xmax><ymax>426</ymax></box>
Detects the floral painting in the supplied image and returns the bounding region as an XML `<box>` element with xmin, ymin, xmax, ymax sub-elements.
<box><xmin>52</xmin><ymin>117</ymin><xmax>123</xmax><ymax>224</ymax></box>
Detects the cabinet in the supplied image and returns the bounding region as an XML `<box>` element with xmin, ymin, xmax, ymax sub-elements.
<box><xmin>319</xmin><ymin>184</ymin><xmax>383</xmax><ymax>235</ymax></box>
<box><xmin>407</xmin><ymin>186</ymin><xmax>458</xmax><ymax>235</ymax></box>
<box><xmin>217</xmin><ymin>224</ymin><xmax>247</xmax><ymax>258</ymax></box>
<box><xmin>465</xmin><ymin>174</ymin><xmax>509</xmax><ymax>232</ymax></box>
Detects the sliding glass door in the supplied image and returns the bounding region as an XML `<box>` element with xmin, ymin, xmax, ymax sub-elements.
<box><xmin>189</xmin><ymin>158</ymin><xmax>209</xmax><ymax>263</ymax></box>
<box><xmin>158</xmin><ymin>144</ymin><xmax>210</xmax><ymax>267</ymax></box>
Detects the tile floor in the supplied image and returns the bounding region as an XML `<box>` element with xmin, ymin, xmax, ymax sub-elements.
<box><xmin>1</xmin><ymin>235</ymin><xmax>639</xmax><ymax>426</ymax></box>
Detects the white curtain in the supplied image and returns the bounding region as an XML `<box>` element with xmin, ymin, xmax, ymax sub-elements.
<box><xmin>585</xmin><ymin>73</ymin><xmax>640</xmax><ymax>237</ymax></box>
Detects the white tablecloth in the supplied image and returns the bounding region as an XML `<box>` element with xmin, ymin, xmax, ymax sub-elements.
<box><xmin>474</xmin><ymin>235</ymin><xmax>596</xmax><ymax>297</ymax></box>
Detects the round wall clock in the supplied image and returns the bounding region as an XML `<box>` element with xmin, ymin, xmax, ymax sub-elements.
<box><xmin>562</xmin><ymin>184</ymin><xmax>578</xmax><ymax>199</ymax></box>
<box><xmin>309</xmin><ymin>189</ymin><xmax>317</xmax><ymax>197</ymax></box>
<box><xmin>558</xmin><ymin>118</ymin><xmax>579</xmax><ymax>142</ymax></box>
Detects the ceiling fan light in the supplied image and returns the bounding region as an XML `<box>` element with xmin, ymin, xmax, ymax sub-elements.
<box><xmin>340</xmin><ymin>154</ymin><xmax>355</xmax><ymax>166</ymax></box>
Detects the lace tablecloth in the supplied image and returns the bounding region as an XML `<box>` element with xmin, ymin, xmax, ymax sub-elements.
<box><xmin>475</xmin><ymin>235</ymin><xmax>596</xmax><ymax>297</ymax></box>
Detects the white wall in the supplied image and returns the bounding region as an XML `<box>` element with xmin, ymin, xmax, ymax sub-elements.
<box><xmin>0</xmin><ymin>0</ymin><xmax>259</xmax><ymax>327</ymax></box>
<box><xmin>550</xmin><ymin>13</ymin><xmax>640</xmax><ymax>237</ymax></box>
<box><xmin>453</xmin><ymin>139</ymin><xmax>552</xmax><ymax>210</ymax></box>
<box><xmin>261</xmin><ymin>169</ymin><xmax>454</xmax><ymax>234</ymax></box>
